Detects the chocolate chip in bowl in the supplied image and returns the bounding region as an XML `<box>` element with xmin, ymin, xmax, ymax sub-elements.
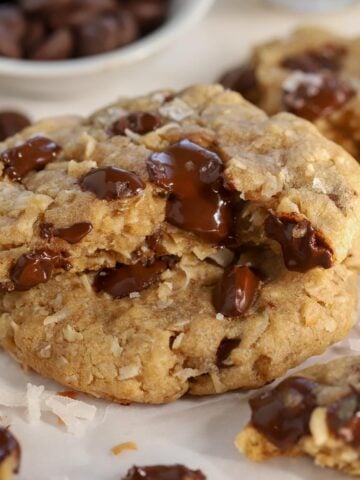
<box><xmin>0</xmin><ymin>0</ymin><xmax>215</xmax><ymax>99</ymax></box>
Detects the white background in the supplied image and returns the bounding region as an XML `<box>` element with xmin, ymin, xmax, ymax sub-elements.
<box><xmin>1</xmin><ymin>1</ymin><xmax>360</xmax><ymax>479</ymax></box>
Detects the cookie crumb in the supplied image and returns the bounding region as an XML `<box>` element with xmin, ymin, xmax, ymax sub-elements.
<box><xmin>111</xmin><ymin>441</ymin><xmax>138</xmax><ymax>456</ymax></box>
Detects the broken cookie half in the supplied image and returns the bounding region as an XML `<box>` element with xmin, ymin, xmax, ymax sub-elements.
<box><xmin>236</xmin><ymin>356</ymin><xmax>360</xmax><ymax>477</ymax></box>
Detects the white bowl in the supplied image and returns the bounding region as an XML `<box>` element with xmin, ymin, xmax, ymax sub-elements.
<box><xmin>0</xmin><ymin>0</ymin><xmax>214</xmax><ymax>98</ymax></box>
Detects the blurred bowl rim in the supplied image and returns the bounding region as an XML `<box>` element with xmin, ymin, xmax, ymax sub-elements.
<box><xmin>0</xmin><ymin>0</ymin><xmax>214</xmax><ymax>79</ymax></box>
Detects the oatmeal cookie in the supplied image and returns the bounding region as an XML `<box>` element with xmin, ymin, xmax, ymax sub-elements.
<box><xmin>219</xmin><ymin>27</ymin><xmax>360</xmax><ymax>162</ymax></box>
<box><xmin>0</xmin><ymin>84</ymin><xmax>359</xmax><ymax>403</ymax></box>
<box><xmin>236</xmin><ymin>356</ymin><xmax>360</xmax><ymax>476</ymax></box>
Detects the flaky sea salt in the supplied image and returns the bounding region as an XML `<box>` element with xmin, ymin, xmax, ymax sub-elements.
<box><xmin>216</xmin><ymin>313</ymin><xmax>225</xmax><ymax>321</ymax></box>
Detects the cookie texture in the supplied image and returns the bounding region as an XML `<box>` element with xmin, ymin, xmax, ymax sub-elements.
<box><xmin>220</xmin><ymin>27</ymin><xmax>360</xmax><ymax>162</ymax></box>
<box><xmin>236</xmin><ymin>356</ymin><xmax>360</xmax><ymax>476</ymax></box>
<box><xmin>0</xmin><ymin>84</ymin><xmax>359</xmax><ymax>404</ymax></box>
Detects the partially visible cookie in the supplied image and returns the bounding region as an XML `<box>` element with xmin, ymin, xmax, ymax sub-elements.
<box><xmin>219</xmin><ymin>27</ymin><xmax>360</xmax><ymax>162</ymax></box>
<box><xmin>236</xmin><ymin>356</ymin><xmax>360</xmax><ymax>476</ymax></box>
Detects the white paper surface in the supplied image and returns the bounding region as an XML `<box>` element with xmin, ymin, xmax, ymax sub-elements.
<box><xmin>1</xmin><ymin>1</ymin><xmax>360</xmax><ymax>479</ymax></box>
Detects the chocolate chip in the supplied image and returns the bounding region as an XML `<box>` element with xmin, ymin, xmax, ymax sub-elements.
<box><xmin>123</xmin><ymin>464</ymin><xmax>206</xmax><ymax>480</ymax></box>
<box><xmin>1</xmin><ymin>136</ymin><xmax>61</xmax><ymax>181</ymax></box>
<box><xmin>219</xmin><ymin>63</ymin><xmax>260</xmax><ymax>103</ymax></box>
<box><xmin>264</xmin><ymin>214</ymin><xmax>333</xmax><ymax>272</ymax></box>
<box><xmin>80</xmin><ymin>166</ymin><xmax>145</xmax><ymax>200</ymax></box>
<box><xmin>249</xmin><ymin>377</ymin><xmax>318</xmax><ymax>450</ymax></box>
<box><xmin>126</xmin><ymin>0</ymin><xmax>168</xmax><ymax>34</ymax></box>
<box><xmin>10</xmin><ymin>249</ymin><xmax>72</xmax><ymax>291</ymax></box>
<box><xmin>46</xmin><ymin>0</ymin><xmax>118</xmax><ymax>29</ymax></box>
<box><xmin>23</xmin><ymin>20</ymin><xmax>46</xmax><ymax>57</ymax></box>
<box><xmin>281</xmin><ymin>44</ymin><xmax>347</xmax><ymax>73</ymax></box>
<box><xmin>0</xmin><ymin>4</ymin><xmax>26</xmax><ymax>41</ymax></box>
<box><xmin>93</xmin><ymin>259</ymin><xmax>167</xmax><ymax>298</ymax></box>
<box><xmin>327</xmin><ymin>389</ymin><xmax>360</xmax><ymax>450</ymax></box>
<box><xmin>111</xmin><ymin>111</ymin><xmax>162</xmax><ymax>136</ymax></box>
<box><xmin>0</xmin><ymin>111</ymin><xmax>30</xmax><ymax>141</ymax></box>
<box><xmin>75</xmin><ymin>15</ymin><xmax>123</xmax><ymax>57</ymax></box>
<box><xmin>30</xmin><ymin>28</ymin><xmax>74</xmax><ymax>60</ymax></box>
<box><xmin>282</xmin><ymin>74</ymin><xmax>355</xmax><ymax>121</ymax></box>
<box><xmin>213</xmin><ymin>265</ymin><xmax>260</xmax><ymax>317</ymax></box>
<box><xmin>216</xmin><ymin>337</ymin><xmax>240</xmax><ymax>367</ymax></box>
<box><xmin>147</xmin><ymin>139</ymin><xmax>232</xmax><ymax>243</ymax></box>
<box><xmin>42</xmin><ymin>222</ymin><xmax>93</xmax><ymax>244</ymax></box>
<box><xmin>20</xmin><ymin>0</ymin><xmax>72</xmax><ymax>13</ymax></box>
<box><xmin>0</xmin><ymin>428</ymin><xmax>21</xmax><ymax>475</ymax></box>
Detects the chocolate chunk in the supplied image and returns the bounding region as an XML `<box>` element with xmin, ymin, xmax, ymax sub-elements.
<box><xmin>281</xmin><ymin>44</ymin><xmax>347</xmax><ymax>73</ymax></box>
<box><xmin>0</xmin><ymin>111</ymin><xmax>30</xmax><ymax>141</ymax></box>
<box><xmin>264</xmin><ymin>215</ymin><xmax>333</xmax><ymax>272</ymax></box>
<box><xmin>126</xmin><ymin>0</ymin><xmax>168</xmax><ymax>33</ymax></box>
<box><xmin>1</xmin><ymin>135</ymin><xmax>61</xmax><ymax>181</ymax></box>
<box><xmin>282</xmin><ymin>74</ymin><xmax>355</xmax><ymax>121</ymax></box>
<box><xmin>216</xmin><ymin>337</ymin><xmax>241</xmax><ymax>367</ymax></box>
<box><xmin>30</xmin><ymin>28</ymin><xmax>74</xmax><ymax>60</ymax></box>
<box><xmin>147</xmin><ymin>139</ymin><xmax>232</xmax><ymax>243</ymax></box>
<box><xmin>80</xmin><ymin>166</ymin><xmax>145</xmax><ymax>200</ymax></box>
<box><xmin>0</xmin><ymin>427</ymin><xmax>21</xmax><ymax>475</ymax></box>
<box><xmin>10</xmin><ymin>249</ymin><xmax>72</xmax><ymax>291</ymax></box>
<box><xmin>213</xmin><ymin>265</ymin><xmax>260</xmax><ymax>317</ymax></box>
<box><xmin>111</xmin><ymin>111</ymin><xmax>162</xmax><ymax>136</ymax></box>
<box><xmin>43</xmin><ymin>222</ymin><xmax>93</xmax><ymax>244</ymax></box>
<box><xmin>327</xmin><ymin>389</ymin><xmax>360</xmax><ymax>450</ymax></box>
<box><xmin>94</xmin><ymin>259</ymin><xmax>167</xmax><ymax>298</ymax></box>
<box><xmin>123</xmin><ymin>464</ymin><xmax>206</xmax><ymax>480</ymax></box>
<box><xmin>219</xmin><ymin>63</ymin><xmax>259</xmax><ymax>103</ymax></box>
<box><xmin>250</xmin><ymin>376</ymin><xmax>318</xmax><ymax>450</ymax></box>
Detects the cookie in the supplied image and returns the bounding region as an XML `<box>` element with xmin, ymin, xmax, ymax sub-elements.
<box><xmin>0</xmin><ymin>84</ymin><xmax>359</xmax><ymax>404</ymax></box>
<box><xmin>219</xmin><ymin>27</ymin><xmax>360</xmax><ymax>162</ymax></box>
<box><xmin>236</xmin><ymin>356</ymin><xmax>360</xmax><ymax>476</ymax></box>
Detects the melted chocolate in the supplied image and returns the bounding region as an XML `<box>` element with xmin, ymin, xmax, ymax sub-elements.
<box><xmin>216</xmin><ymin>337</ymin><xmax>241</xmax><ymax>367</ymax></box>
<box><xmin>281</xmin><ymin>44</ymin><xmax>347</xmax><ymax>73</ymax></box>
<box><xmin>250</xmin><ymin>376</ymin><xmax>318</xmax><ymax>449</ymax></box>
<box><xmin>123</xmin><ymin>464</ymin><xmax>206</xmax><ymax>480</ymax></box>
<box><xmin>112</xmin><ymin>111</ymin><xmax>162</xmax><ymax>135</ymax></box>
<box><xmin>327</xmin><ymin>389</ymin><xmax>360</xmax><ymax>450</ymax></box>
<box><xmin>1</xmin><ymin>135</ymin><xmax>61</xmax><ymax>181</ymax></box>
<box><xmin>219</xmin><ymin>63</ymin><xmax>260</xmax><ymax>103</ymax></box>
<box><xmin>213</xmin><ymin>265</ymin><xmax>260</xmax><ymax>317</ymax></box>
<box><xmin>10</xmin><ymin>249</ymin><xmax>72</xmax><ymax>291</ymax></box>
<box><xmin>93</xmin><ymin>259</ymin><xmax>167</xmax><ymax>298</ymax></box>
<box><xmin>80</xmin><ymin>166</ymin><xmax>145</xmax><ymax>200</ymax></box>
<box><xmin>282</xmin><ymin>74</ymin><xmax>355</xmax><ymax>121</ymax></box>
<box><xmin>147</xmin><ymin>139</ymin><xmax>232</xmax><ymax>243</ymax></box>
<box><xmin>40</xmin><ymin>222</ymin><xmax>93</xmax><ymax>244</ymax></box>
<box><xmin>53</xmin><ymin>222</ymin><xmax>93</xmax><ymax>244</ymax></box>
<box><xmin>264</xmin><ymin>215</ymin><xmax>333</xmax><ymax>272</ymax></box>
<box><xmin>0</xmin><ymin>428</ymin><xmax>20</xmax><ymax>473</ymax></box>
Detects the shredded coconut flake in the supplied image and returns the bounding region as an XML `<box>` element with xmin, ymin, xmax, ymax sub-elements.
<box><xmin>171</xmin><ymin>333</ymin><xmax>184</xmax><ymax>350</ymax></box>
<box><xmin>124</xmin><ymin>128</ymin><xmax>141</xmax><ymax>142</ymax></box>
<box><xmin>216</xmin><ymin>313</ymin><xmax>225</xmax><ymax>321</ymax></box>
<box><xmin>119</xmin><ymin>360</ymin><xmax>141</xmax><ymax>380</ymax></box>
<box><xmin>26</xmin><ymin>383</ymin><xmax>44</xmax><ymax>423</ymax></box>
<box><xmin>80</xmin><ymin>274</ymin><xmax>92</xmax><ymax>293</ymax></box>
<box><xmin>44</xmin><ymin>308</ymin><xmax>69</xmax><ymax>326</ymax></box>
<box><xmin>210</xmin><ymin>372</ymin><xmax>224</xmax><ymax>394</ymax></box>
<box><xmin>63</xmin><ymin>325</ymin><xmax>83</xmax><ymax>342</ymax></box>
<box><xmin>110</xmin><ymin>337</ymin><xmax>123</xmax><ymax>357</ymax></box>
<box><xmin>159</xmin><ymin>98</ymin><xmax>194</xmax><ymax>121</ymax></box>
<box><xmin>283</xmin><ymin>71</ymin><xmax>323</xmax><ymax>93</ymax></box>
<box><xmin>129</xmin><ymin>291</ymin><xmax>140</xmax><ymax>299</ymax></box>
<box><xmin>175</xmin><ymin>368</ymin><xmax>202</xmax><ymax>381</ymax></box>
